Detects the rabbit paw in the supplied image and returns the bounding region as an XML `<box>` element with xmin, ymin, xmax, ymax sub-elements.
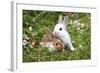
<box><xmin>71</xmin><ymin>47</ymin><xmax>75</xmax><ymax>51</ymax></box>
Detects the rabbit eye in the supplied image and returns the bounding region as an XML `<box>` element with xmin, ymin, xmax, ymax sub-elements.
<box><xmin>56</xmin><ymin>43</ymin><xmax>58</xmax><ymax>46</ymax></box>
<box><xmin>59</xmin><ymin>28</ymin><xmax>62</xmax><ymax>31</ymax></box>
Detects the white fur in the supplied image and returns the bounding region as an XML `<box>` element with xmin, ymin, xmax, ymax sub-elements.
<box><xmin>53</xmin><ymin>15</ymin><xmax>74</xmax><ymax>51</ymax></box>
<box><xmin>40</xmin><ymin>42</ymin><xmax>56</xmax><ymax>52</ymax></box>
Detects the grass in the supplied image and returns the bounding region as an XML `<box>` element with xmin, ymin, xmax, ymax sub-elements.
<box><xmin>23</xmin><ymin>10</ymin><xmax>91</xmax><ymax>62</ymax></box>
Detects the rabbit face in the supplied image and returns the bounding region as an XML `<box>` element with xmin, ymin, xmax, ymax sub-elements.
<box><xmin>53</xmin><ymin>23</ymin><xmax>66</xmax><ymax>37</ymax></box>
<box><xmin>53</xmin><ymin>39</ymin><xmax>64</xmax><ymax>52</ymax></box>
<box><xmin>53</xmin><ymin>15</ymin><xmax>68</xmax><ymax>37</ymax></box>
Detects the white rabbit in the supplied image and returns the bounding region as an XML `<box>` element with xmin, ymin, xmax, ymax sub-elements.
<box><xmin>53</xmin><ymin>15</ymin><xmax>74</xmax><ymax>51</ymax></box>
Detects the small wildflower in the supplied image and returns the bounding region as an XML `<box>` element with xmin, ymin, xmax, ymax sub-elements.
<box><xmin>73</xmin><ymin>20</ymin><xmax>81</xmax><ymax>27</ymax></box>
<box><xmin>80</xmin><ymin>29</ymin><xmax>84</xmax><ymax>33</ymax></box>
<box><xmin>72</xmin><ymin>40</ymin><xmax>75</xmax><ymax>43</ymax></box>
<box><xmin>79</xmin><ymin>45</ymin><xmax>83</xmax><ymax>48</ymax></box>
<box><xmin>23</xmin><ymin>34</ymin><xmax>27</xmax><ymax>39</ymax></box>
<box><xmin>23</xmin><ymin>40</ymin><xmax>27</xmax><ymax>46</ymax></box>
<box><xmin>28</xmin><ymin>26</ymin><xmax>32</xmax><ymax>31</ymax></box>
<box><xmin>80</xmin><ymin>23</ymin><xmax>85</xmax><ymax>29</ymax></box>
<box><xmin>73</xmin><ymin>20</ymin><xmax>78</xmax><ymax>24</ymax></box>
<box><xmin>23</xmin><ymin>34</ymin><xmax>29</xmax><ymax>40</ymax></box>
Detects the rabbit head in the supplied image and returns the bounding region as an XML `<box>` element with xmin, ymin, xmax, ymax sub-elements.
<box><xmin>53</xmin><ymin>15</ymin><xmax>68</xmax><ymax>37</ymax></box>
<box><xmin>53</xmin><ymin>38</ymin><xmax>64</xmax><ymax>52</ymax></box>
<box><xmin>40</xmin><ymin>28</ymin><xmax>64</xmax><ymax>52</ymax></box>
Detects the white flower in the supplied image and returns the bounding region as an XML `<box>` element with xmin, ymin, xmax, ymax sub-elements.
<box><xmin>23</xmin><ymin>34</ymin><xmax>27</xmax><ymax>39</ymax></box>
<box><xmin>23</xmin><ymin>34</ymin><xmax>29</xmax><ymax>40</ymax></box>
<box><xmin>79</xmin><ymin>45</ymin><xmax>83</xmax><ymax>48</ymax></box>
<box><xmin>28</xmin><ymin>26</ymin><xmax>32</xmax><ymax>31</ymax></box>
<box><xmin>23</xmin><ymin>40</ymin><xmax>27</xmax><ymax>46</ymax></box>
<box><xmin>73</xmin><ymin>20</ymin><xmax>80</xmax><ymax>26</ymax></box>
<box><xmin>72</xmin><ymin>40</ymin><xmax>75</xmax><ymax>43</ymax></box>
<box><xmin>80</xmin><ymin>23</ymin><xmax>85</xmax><ymax>28</ymax></box>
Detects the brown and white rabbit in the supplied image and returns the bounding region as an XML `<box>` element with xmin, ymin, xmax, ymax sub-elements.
<box><xmin>40</xmin><ymin>28</ymin><xmax>64</xmax><ymax>52</ymax></box>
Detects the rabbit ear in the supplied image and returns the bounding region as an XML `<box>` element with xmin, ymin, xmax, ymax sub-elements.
<box><xmin>63</xmin><ymin>16</ymin><xmax>68</xmax><ymax>26</ymax></box>
<box><xmin>58</xmin><ymin>15</ymin><xmax>63</xmax><ymax>24</ymax></box>
<box><xmin>44</xmin><ymin>27</ymin><xmax>54</xmax><ymax>36</ymax></box>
